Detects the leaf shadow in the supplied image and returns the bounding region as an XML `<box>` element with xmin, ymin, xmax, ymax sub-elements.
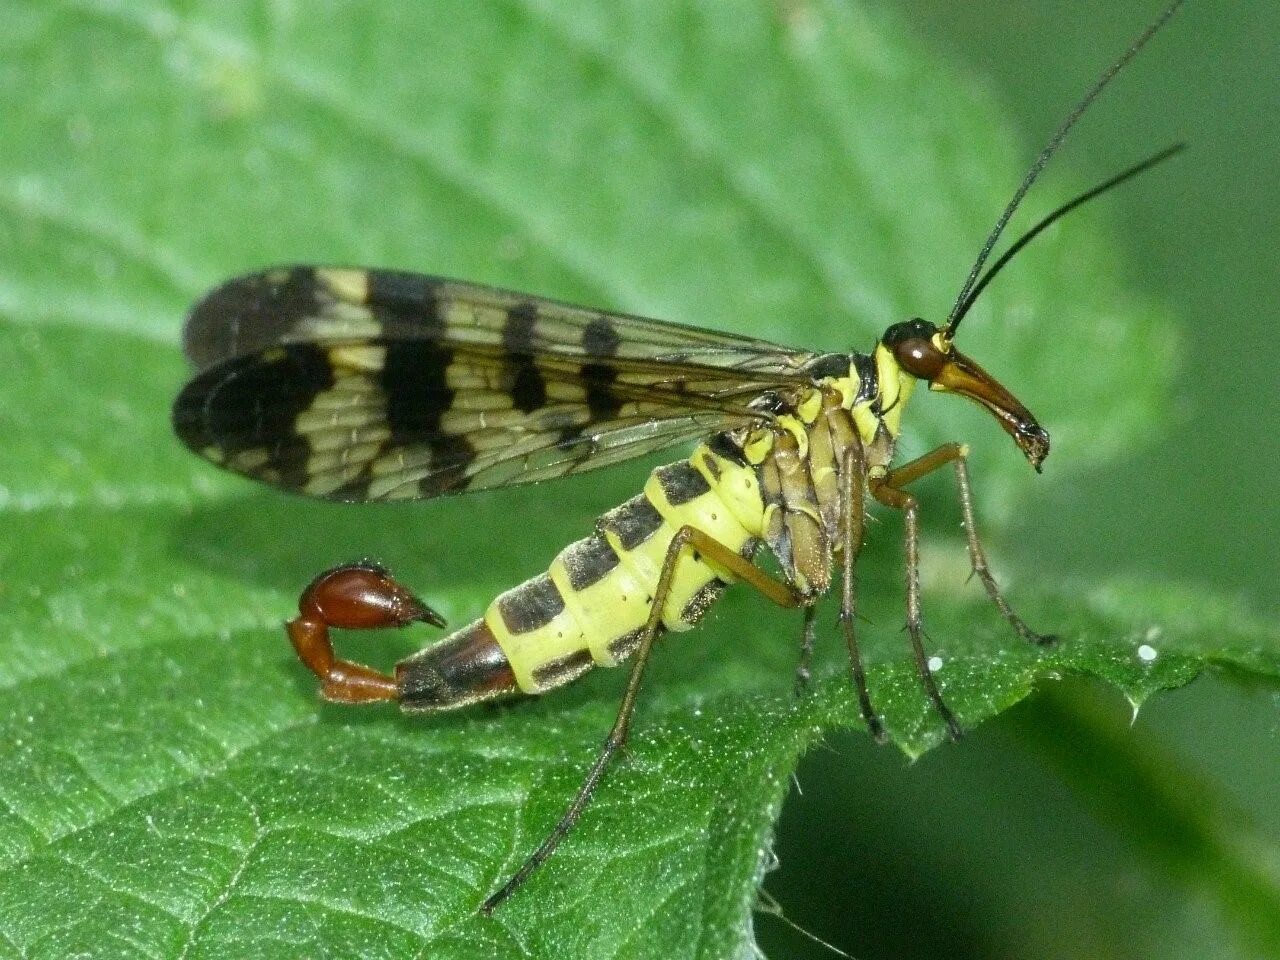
<box><xmin>165</xmin><ymin>473</ymin><xmax>642</xmax><ymax>600</ymax></box>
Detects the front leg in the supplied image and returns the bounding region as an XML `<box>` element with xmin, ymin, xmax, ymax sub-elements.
<box><xmin>951</xmin><ymin>454</ymin><xmax>1054</xmax><ymax>645</ymax></box>
<box><xmin>869</xmin><ymin>476</ymin><xmax>963</xmax><ymax>741</ymax></box>
<box><xmin>885</xmin><ymin>443</ymin><xmax>1051</xmax><ymax>645</ymax></box>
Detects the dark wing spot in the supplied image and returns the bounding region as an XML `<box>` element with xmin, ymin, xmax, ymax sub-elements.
<box><xmin>382</xmin><ymin>340</ymin><xmax>454</xmax><ymax>443</ymax></box>
<box><xmin>173</xmin><ymin>342</ymin><xmax>334</xmax><ymax>489</ymax></box>
<box><xmin>502</xmin><ymin>302</ymin><xmax>539</xmax><ymax>354</ymax></box>
<box><xmin>368</xmin><ymin>271</ymin><xmax>444</xmax><ymax>334</ymax></box>
<box><xmin>581</xmin><ymin>362</ymin><xmax>622</xmax><ymax>421</ymax></box>
<box><xmin>582</xmin><ymin>317</ymin><xmax>621</xmax><ymax>357</ymax></box>
<box><xmin>417</xmin><ymin>433</ymin><xmax>477</xmax><ymax>497</ymax></box>
<box><xmin>380</xmin><ymin>340</ymin><xmax>478</xmax><ymax>497</ymax></box>
<box><xmin>510</xmin><ymin>360</ymin><xmax>547</xmax><ymax>413</ymax></box>
<box><xmin>183</xmin><ymin>266</ymin><xmax>319</xmax><ymax>369</ymax></box>
<box><xmin>502</xmin><ymin>302</ymin><xmax>546</xmax><ymax>414</ymax></box>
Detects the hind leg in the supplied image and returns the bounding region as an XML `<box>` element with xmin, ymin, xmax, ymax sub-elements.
<box><xmin>481</xmin><ymin>525</ymin><xmax>803</xmax><ymax>914</ymax></box>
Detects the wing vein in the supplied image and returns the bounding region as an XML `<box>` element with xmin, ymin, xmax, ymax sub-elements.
<box><xmin>174</xmin><ymin>267</ymin><xmax>819</xmax><ymax>502</ymax></box>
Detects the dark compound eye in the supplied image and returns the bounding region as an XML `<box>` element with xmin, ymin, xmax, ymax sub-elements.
<box><xmin>882</xmin><ymin>318</ymin><xmax>946</xmax><ymax>380</ymax></box>
<box><xmin>881</xmin><ymin>318</ymin><xmax>937</xmax><ymax>346</ymax></box>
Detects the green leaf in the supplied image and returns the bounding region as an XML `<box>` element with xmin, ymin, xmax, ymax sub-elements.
<box><xmin>1</xmin><ymin>2</ymin><xmax>1275</xmax><ymax>959</ymax></box>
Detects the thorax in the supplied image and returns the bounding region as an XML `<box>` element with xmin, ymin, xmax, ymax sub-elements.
<box><xmin>704</xmin><ymin>348</ymin><xmax>917</xmax><ymax>597</ymax></box>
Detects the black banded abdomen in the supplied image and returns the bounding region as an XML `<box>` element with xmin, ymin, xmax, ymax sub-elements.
<box><xmin>400</xmin><ymin>442</ymin><xmax>766</xmax><ymax>701</ymax></box>
<box><xmin>396</xmin><ymin>620</ymin><xmax>519</xmax><ymax>711</ymax></box>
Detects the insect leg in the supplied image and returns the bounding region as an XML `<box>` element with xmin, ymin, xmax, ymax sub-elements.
<box><xmin>839</xmin><ymin>444</ymin><xmax>886</xmax><ymax>742</ymax></box>
<box><xmin>285</xmin><ymin>563</ymin><xmax>445</xmax><ymax>704</ymax></box>
<box><xmin>793</xmin><ymin>605</ymin><xmax>818</xmax><ymax>696</ymax></box>
<box><xmin>880</xmin><ymin>442</ymin><xmax>967</xmax><ymax>488</ymax></box>
<box><xmin>481</xmin><ymin>525</ymin><xmax>803</xmax><ymax>914</ymax></box>
<box><xmin>952</xmin><ymin>456</ymin><xmax>1054</xmax><ymax>645</ymax></box>
<box><xmin>885</xmin><ymin>443</ymin><xmax>1051</xmax><ymax>645</ymax></box>
<box><xmin>869</xmin><ymin>476</ymin><xmax>963</xmax><ymax>741</ymax></box>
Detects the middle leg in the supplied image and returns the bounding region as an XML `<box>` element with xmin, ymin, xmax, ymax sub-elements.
<box><xmin>869</xmin><ymin>475</ymin><xmax>963</xmax><ymax>741</ymax></box>
<box><xmin>837</xmin><ymin>443</ymin><xmax>886</xmax><ymax>742</ymax></box>
<box><xmin>793</xmin><ymin>604</ymin><xmax>819</xmax><ymax>696</ymax></box>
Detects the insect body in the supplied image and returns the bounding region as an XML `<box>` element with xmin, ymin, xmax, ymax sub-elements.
<box><xmin>172</xmin><ymin>2</ymin><xmax>1183</xmax><ymax>914</ymax></box>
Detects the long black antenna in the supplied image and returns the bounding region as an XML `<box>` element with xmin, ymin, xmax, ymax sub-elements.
<box><xmin>943</xmin><ymin>0</ymin><xmax>1184</xmax><ymax>339</ymax></box>
<box><xmin>953</xmin><ymin>142</ymin><xmax>1185</xmax><ymax>323</ymax></box>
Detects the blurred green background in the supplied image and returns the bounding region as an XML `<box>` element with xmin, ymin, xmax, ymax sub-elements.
<box><xmin>760</xmin><ymin>2</ymin><xmax>1280</xmax><ymax>958</ymax></box>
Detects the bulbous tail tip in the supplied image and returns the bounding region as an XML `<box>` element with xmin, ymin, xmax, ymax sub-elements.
<box><xmin>300</xmin><ymin>563</ymin><xmax>443</xmax><ymax>630</ymax></box>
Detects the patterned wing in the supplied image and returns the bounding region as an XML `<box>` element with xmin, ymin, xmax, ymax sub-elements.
<box><xmin>173</xmin><ymin>266</ymin><xmax>819</xmax><ymax>501</ymax></box>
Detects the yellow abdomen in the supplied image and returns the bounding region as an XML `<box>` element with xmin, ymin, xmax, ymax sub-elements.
<box><xmin>481</xmin><ymin>441</ymin><xmax>765</xmax><ymax>694</ymax></box>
